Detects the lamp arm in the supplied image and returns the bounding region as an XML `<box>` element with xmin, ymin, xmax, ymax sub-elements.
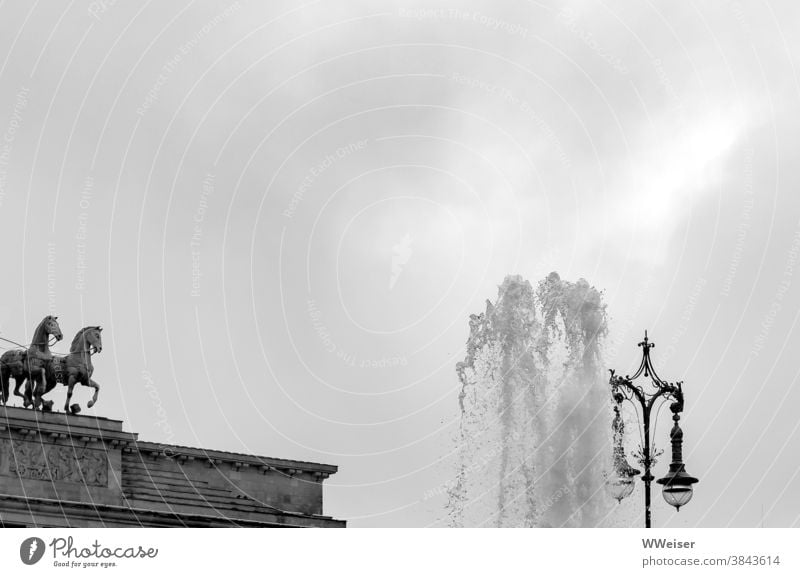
<box><xmin>609</xmin><ymin>371</ymin><xmax>647</xmax><ymax>411</ymax></box>
<box><xmin>646</xmin><ymin>383</ymin><xmax>680</xmax><ymax>413</ymax></box>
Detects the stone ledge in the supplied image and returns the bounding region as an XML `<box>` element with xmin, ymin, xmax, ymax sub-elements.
<box><xmin>0</xmin><ymin>406</ymin><xmax>337</xmax><ymax>477</ymax></box>
<box><xmin>0</xmin><ymin>405</ymin><xmax>123</xmax><ymax>431</ymax></box>
<box><xmin>133</xmin><ymin>440</ymin><xmax>338</xmax><ymax>477</ymax></box>
<box><xmin>0</xmin><ymin>493</ymin><xmax>345</xmax><ymax>528</ymax></box>
<box><xmin>0</xmin><ymin>405</ymin><xmax>137</xmax><ymax>446</ymax></box>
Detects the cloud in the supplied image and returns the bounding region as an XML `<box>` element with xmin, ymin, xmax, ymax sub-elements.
<box><xmin>580</xmin><ymin>102</ymin><xmax>750</xmax><ymax>264</ymax></box>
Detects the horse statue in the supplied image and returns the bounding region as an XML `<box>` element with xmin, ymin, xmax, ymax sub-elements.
<box><xmin>0</xmin><ymin>315</ymin><xmax>63</xmax><ymax>405</ymax></box>
<box><xmin>31</xmin><ymin>326</ymin><xmax>103</xmax><ymax>414</ymax></box>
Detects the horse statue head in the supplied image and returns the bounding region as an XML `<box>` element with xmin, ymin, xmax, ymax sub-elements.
<box><xmin>70</xmin><ymin>326</ymin><xmax>102</xmax><ymax>355</ymax></box>
<box><xmin>34</xmin><ymin>315</ymin><xmax>63</xmax><ymax>348</ymax></box>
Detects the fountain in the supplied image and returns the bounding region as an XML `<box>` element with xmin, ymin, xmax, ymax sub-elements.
<box><xmin>448</xmin><ymin>273</ymin><xmax>614</xmax><ymax>527</ymax></box>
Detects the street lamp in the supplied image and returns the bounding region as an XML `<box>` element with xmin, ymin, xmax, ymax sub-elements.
<box><xmin>607</xmin><ymin>331</ymin><xmax>699</xmax><ymax>528</ymax></box>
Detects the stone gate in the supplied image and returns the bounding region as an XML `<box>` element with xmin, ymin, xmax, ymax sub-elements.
<box><xmin>0</xmin><ymin>406</ymin><xmax>344</xmax><ymax>528</ymax></box>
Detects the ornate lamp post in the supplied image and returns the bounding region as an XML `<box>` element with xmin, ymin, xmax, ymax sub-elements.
<box><xmin>607</xmin><ymin>331</ymin><xmax>699</xmax><ymax>528</ymax></box>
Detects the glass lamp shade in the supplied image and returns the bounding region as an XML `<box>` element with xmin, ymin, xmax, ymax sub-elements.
<box><xmin>608</xmin><ymin>442</ymin><xmax>640</xmax><ymax>503</ymax></box>
<box><xmin>606</xmin><ymin>476</ymin><xmax>636</xmax><ymax>503</ymax></box>
<box><xmin>662</xmin><ymin>484</ymin><xmax>693</xmax><ymax>510</ymax></box>
<box><xmin>657</xmin><ymin>467</ymin><xmax>698</xmax><ymax>511</ymax></box>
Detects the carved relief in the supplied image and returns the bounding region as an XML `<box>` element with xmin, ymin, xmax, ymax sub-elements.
<box><xmin>0</xmin><ymin>439</ymin><xmax>108</xmax><ymax>487</ymax></box>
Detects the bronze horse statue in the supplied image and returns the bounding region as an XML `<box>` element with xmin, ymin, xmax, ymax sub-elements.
<box><xmin>31</xmin><ymin>326</ymin><xmax>103</xmax><ymax>414</ymax></box>
<box><xmin>0</xmin><ymin>315</ymin><xmax>63</xmax><ymax>405</ymax></box>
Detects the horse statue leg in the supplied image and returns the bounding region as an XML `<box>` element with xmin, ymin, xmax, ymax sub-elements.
<box><xmin>0</xmin><ymin>364</ymin><xmax>9</xmax><ymax>404</ymax></box>
<box><xmin>21</xmin><ymin>378</ymin><xmax>34</xmax><ymax>407</ymax></box>
<box><xmin>36</xmin><ymin>367</ymin><xmax>56</xmax><ymax>412</ymax></box>
<box><xmin>31</xmin><ymin>368</ymin><xmax>47</xmax><ymax>410</ymax></box>
<box><xmin>85</xmin><ymin>378</ymin><xmax>100</xmax><ymax>408</ymax></box>
<box><xmin>30</xmin><ymin>379</ymin><xmax>39</xmax><ymax>409</ymax></box>
<box><xmin>64</xmin><ymin>374</ymin><xmax>77</xmax><ymax>414</ymax></box>
<box><xmin>16</xmin><ymin>375</ymin><xmax>32</xmax><ymax>407</ymax></box>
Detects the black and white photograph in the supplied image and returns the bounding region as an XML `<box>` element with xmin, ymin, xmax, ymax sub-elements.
<box><xmin>0</xmin><ymin>0</ymin><xmax>799</xmax><ymax>573</ymax></box>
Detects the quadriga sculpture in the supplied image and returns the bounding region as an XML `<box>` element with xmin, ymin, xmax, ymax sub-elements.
<box><xmin>31</xmin><ymin>326</ymin><xmax>103</xmax><ymax>414</ymax></box>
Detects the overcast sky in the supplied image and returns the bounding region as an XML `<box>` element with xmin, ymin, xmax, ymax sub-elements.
<box><xmin>1</xmin><ymin>0</ymin><xmax>800</xmax><ymax>527</ymax></box>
